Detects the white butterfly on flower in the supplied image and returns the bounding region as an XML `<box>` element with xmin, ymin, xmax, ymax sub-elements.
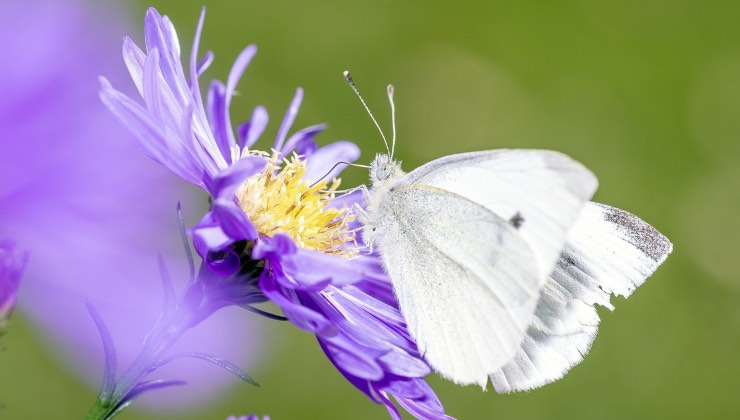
<box><xmin>345</xmin><ymin>72</ymin><xmax>672</xmax><ymax>391</ymax></box>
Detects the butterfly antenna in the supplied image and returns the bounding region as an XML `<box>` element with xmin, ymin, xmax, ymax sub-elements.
<box><xmin>387</xmin><ymin>84</ymin><xmax>396</xmax><ymax>158</ymax></box>
<box><xmin>309</xmin><ymin>161</ymin><xmax>371</xmax><ymax>188</ymax></box>
<box><xmin>343</xmin><ymin>71</ymin><xmax>391</xmax><ymax>154</ymax></box>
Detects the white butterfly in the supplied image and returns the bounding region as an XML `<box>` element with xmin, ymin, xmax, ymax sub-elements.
<box><xmin>345</xmin><ymin>73</ymin><xmax>672</xmax><ymax>391</ymax></box>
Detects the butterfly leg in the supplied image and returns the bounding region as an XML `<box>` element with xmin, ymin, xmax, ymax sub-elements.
<box><xmin>352</xmin><ymin>201</ymin><xmax>370</xmax><ymax>223</ymax></box>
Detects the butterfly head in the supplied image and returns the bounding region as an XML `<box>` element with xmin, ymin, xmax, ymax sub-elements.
<box><xmin>369</xmin><ymin>153</ymin><xmax>404</xmax><ymax>188</ymax></box>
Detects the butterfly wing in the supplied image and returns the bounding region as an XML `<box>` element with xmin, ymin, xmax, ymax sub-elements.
<box><xmin>372</xmin><ymin>149</ymin><xmax>598</xmax><ymax>387</ymax></box>
<box><xmin>377</xmin><ymin>184</ymin><xmax>540</xmax><ymax>387</ymax></box>
<box><xmin>400</xmin><ymin>149</ymin><xmax>599</xmax><ymax>281</ymax></box>
<box><xmin>489</xmin><ymin>202</ymin><xmax>673</xmax><ymax>392</ymax></box>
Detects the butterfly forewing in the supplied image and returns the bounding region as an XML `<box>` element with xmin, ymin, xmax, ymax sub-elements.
<box><xmin>398</xmin><ymin>149</ymin><xmax>599</xmax><ymax>281</ymax></box>
<box><xmin>377</xmin><ymin>184</ymin><xmax>540</xmax><ymax>387</ymax></box>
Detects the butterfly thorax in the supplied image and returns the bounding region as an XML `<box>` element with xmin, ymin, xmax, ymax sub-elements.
<box><xmin>362</xmin><ymin>153</ymin><xmax>406</xmax><ymax>248</ymax></box>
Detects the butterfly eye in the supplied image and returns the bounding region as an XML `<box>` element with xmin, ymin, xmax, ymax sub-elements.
<box><xmin>376</xmin><ymin>165</ymin><xmax>390</xmax><ymax>180</ymax></box>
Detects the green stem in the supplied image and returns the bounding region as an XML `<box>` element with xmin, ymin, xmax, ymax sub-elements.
<box><xmin>83</xmin><ymin>301</ymin><xmax>194</xmax><ymax>419</ymax></box>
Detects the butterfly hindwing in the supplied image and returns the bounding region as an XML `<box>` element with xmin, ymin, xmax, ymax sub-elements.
<box><xmin>490</xmin><ymin>202</ymin><xmax>673</xmax><ymax>392</ymax></box>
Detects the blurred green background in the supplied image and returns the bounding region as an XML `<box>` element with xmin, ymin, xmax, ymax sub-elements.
<box><xmin>2</xmin><ymin>0</ymin><xmax>739</xmax><ymax>418</ymax></box>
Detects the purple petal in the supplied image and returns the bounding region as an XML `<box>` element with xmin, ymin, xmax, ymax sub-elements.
<box><xmin>280</xmin><ymin>124</ymin><xmax>326</xmax><ymax>158</ymax></box>
<box><xmin>336</xmin><ymin>282</ymin><xmax>406</xmax><ymax>326</ymax></box>
<box><xmin>207</xmin><ymin>43</ymin><xmax>257</xmax><ymax>161</ymax></box>
<box><xmin>395</xmin><ymin>393</ymin><xmax>452</xmax><ymax>420</ymax></box>
<box><xmin>258</xmin><ymin>273</ymin><xmax>334</xmax><ymax>334</ymax></box>
<box><xmin>143</xmin><ymin>47</ymin><xmax>181</xmax><ymax>132</ymax></box>
<box><xmin>238</xmin><ymin>106</ymin><xmax>269</xmax><ymax>149</ymax></box>
<box><xmin>188</xmin><ymin>7</ymin><xmax>207</xmax><ymax>118</ymax></box>
<box><xmin>319</xmin><ymin>334</ymin><xmax>386</xmax><ymax>381</ymax></box>
<box><xmin>144</xmin><ymin>8</ymin><xmax>189</xmax><ymax>106</ymax></box>
<box><xmin>212</xmin><ymin>199</ymin><xmax>259</xmax><ymax>242</ymax></box>
<box><xmin>210</xmin><ymin>156</ymin><xmax>266</xmax><ymax>199</ymax></box>
<box><xmin>223</xmin><ymin>45</ymin><xmax>258</xmax><ymax>151</ymax></box>
<box><xmin>204</xmin><ymin>247</ymin><xmax>241</xmax><ymax>276</ymax></box>
<box><xmin>191</xmin><ymin>212</ymin><xmax>234</xmax><ymax>253</ymax></box>
<box><xmin>122</xmin><ymin>36</ymin><xmax>146</xmax><ymax>96</ymax></box>
<box><xmin>378</xmin><ymin>349</ymin><xmax>431</xmax><ymax>377</ymax></box>
<box><xmin>323</xmin><ymin>288</ymin><xmax>415</xmax><ymax>351</ymax></box>
<box><xmin>161</xmin><ymin>15</ymin><xmax>181</xmax><ymax>59</ymax></box>
<box><xmin>377</xmin><ymin>377</ymin><xmax>427</xmax><ymax>400</ymax></box>
<box><xmin>251</xmin><ymin>234</ymin><xmax>297</xmax><ymax>260</ymax></box>
<box><xmin>84</xmin><ymin>302</ymin><xmax>117</xmax><ymax>399</ymax></box>
<box><xmin>304</xmin><ymin>141</ymin><xmax>361</xmax><ymax>182</ymax></box>
<box><xmin>155</xmin><ymin>352</ymin><xmax>259</xmax><ymax>386</ymax></box>
<box><xmin>207</xmin><ymin>80</ymin><xmax>232</xmax><ymax>163</ymax></box>
<box><xmin>225</xmin><ymin>45</ymin><xmax>257</xmax><ymax>104</ymax></box>
<box><xmin>196</xmin><ymin>51</ymin><xmax>214</xmax><ymax>77</ymax></box>
<box><xmin>280</xmin><ymin>248</ymin><xmax>369</xmax><ymax>288</ymax></box>
<box><xmin>273</xmin><ymin>88</ymin><xmax>303</xmax><ymax>152</ymax></box>
<box><xmin>99</xmin><ymin>79</ymin><xmax>204</xmax><ymax>187</ymax></box>
<box><xmin>376</xmin><ymin>389</ymin><xmax>404</xmax><ymax>420</ymax></box>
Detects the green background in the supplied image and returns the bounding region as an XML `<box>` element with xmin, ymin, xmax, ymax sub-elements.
<box><xmin>2</xmin><ymin>0</ymin><xmax>739</xmax><ymax>418</ymax></box>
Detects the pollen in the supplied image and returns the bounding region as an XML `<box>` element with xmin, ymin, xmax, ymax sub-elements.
<box><xmin>236</xmin><ymin>152</ymin><xmax>357</xmax><ymax>257</ymax></box>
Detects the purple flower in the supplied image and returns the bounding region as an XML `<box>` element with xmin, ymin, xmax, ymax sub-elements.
<box><xmin>85</xmin><ymin>226</ymin><xmax>264</xmax><ymax>419</ymax></box>
<box><xmin>0</xmin><ymin>0</ymin><xmax>261</xmax><ymax>411</ymax></box>
<box><xmin>227</xmin><ymin>415</ymin><xmax>270</xmax><ymax>420</ymax></box>
<box><xmin>0</xmin><ymin>241</ymin><xmax>26</xmax><ymax>335</ymax></box>
<box><xmin>100</xmin><ymin>7</ymin><xmax>451</xmax><ymax>419</ymax></box>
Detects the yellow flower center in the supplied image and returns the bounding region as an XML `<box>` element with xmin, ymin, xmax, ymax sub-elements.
<box><xmin>236</xmin><ymin>152</ymin><xmax>357</xmax><ymax>258</ymax></box>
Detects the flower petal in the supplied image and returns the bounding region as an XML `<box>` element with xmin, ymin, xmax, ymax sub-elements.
<box><xmin>144</xmin><ymin>8</ymin><xmax>189</xmax><ymax>107</ymax></box>
<box><xmin>258</xmin><ymin>272</ymin><xmax>335</xmax><ymax>334</ymax></box>
<box><xmin>319</xmin><ymin>334</ymin><xmax>386</xmax><ymax>381</ymax></box>
<box><xmin>196</xmin><ymin>51</ymin><xmax>214</xmax><ymax>76</ymax></box>
<box><xmin>207</xmin><ymin>80</ymin><xmax>232</xmax><ymax>163</ymax></box>
<box><xmin>225</xmin><ymin>45</ymin><xmax>257</xmax><ymax>107</ymax></box>
<box><xmin>324</xmin><ymin>290</ymin><xmax>415</xmax><ymax>351</ymax></box>
<box><xmin>378</xmin><ymin>349</ymin><xmax>431</xmax><ymax>377</ymax></box>
<box><xmin>191</xmin><ymin>211</ymin><xmax>233</xmax><ymax>254</ymax></box>
<box><xmin>251</xmin><ymin>234</ymin><xmax>297</xmax><ymax>260</ymax></box>
<box><xmin>143</xmin><ymin>47</ymin><xmax>182</xmax><ymax>134</ymax></box>
<box><xmin>209</xmin><ymin>155</ymin><xmax>266</xmax><ymax>199</ymax></box>
<box><xmin>395</xmin><ymin>392</ymin><xmax>452</xmax><ymax>420</ymax></box>
<box><xmin>304</xmin><ymin>141</ymin><xmax>361</xmax><ymax>182</ymax></box>
<box><xmin>99</xmin><ymin>78</ymin><xmax>204</xmax><ymax>187</ymax></box>
<box><xmin>255</xmin><ymin>238</ymin><xmax>368</xmax><ymax>289</ymax></box>
<box><xmin>212</xmin><ymin>199</ymin><xmax>259</xmax><ymax>242</ymax></box>
<box><xmin>273</xmin><ymin>88</ymin><xmax>303</xmax><ymax>152</ymax></box>
<box><xmin>122</xmin><ymin>36</ymin><xmax>146</xmax><ymax>96</ymax></box>
<box><xmin>280</xmin><ymin>123</ymin><xmax>326</xmax><ymax>159</ymax></box>
<box><xmin>376</xmin><ymin>390</ymin><xmax>404</xmax><ymax>420</ymax></box>
<box><xmin>204</xmin><ymin>247</ymin><xmax>241</xmax><ymax>276</ymax></box>
<box><xmin>238</xmin><ymin>106</ymin><xmax>269</xmax><ymax>149</ymax></box>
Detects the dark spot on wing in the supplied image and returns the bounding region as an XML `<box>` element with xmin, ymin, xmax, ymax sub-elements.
<box><xmin>509</xmin><ymin>212</ymin><xmax>525</xmax><ymax>229</ymax></box>
<box><xmin>600</xmin><ymin>204</ymin><xmax>672</xmax><ymax>262</ymax></box>
<box><xmin>560</xmin><ymin>253</ymin><xmax>577</xmax><ymax>267</ymax></box>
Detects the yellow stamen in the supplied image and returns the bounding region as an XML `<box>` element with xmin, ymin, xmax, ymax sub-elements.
<box><xmin>236</xmin><ymin>152</ymin><xmax>356</xmax><ymax>258</ymax></box>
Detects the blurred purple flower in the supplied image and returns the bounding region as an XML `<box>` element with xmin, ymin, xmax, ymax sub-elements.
<box><xmin>85</xmin><ymin>230</ymin><xmax>264</xmax><ymax>418</ymax></box>
<box><xmin>100</xmin><ymin>7</ymin><xmax>452</xmax><ymax>418</ymax></box>
<box><xmin>0</xmin><ymin>0</ymin><xmax>262</xmax><ymax>411</ymax></box>
<box><xmin>0</xmin><ymin>241</ymin><xmax>27</xmax><ymax>335</ymax></box>
<box><xmin>227</xmin><ymin>415</ymin><xmax>270</xmax><ymax>420</ymax></box>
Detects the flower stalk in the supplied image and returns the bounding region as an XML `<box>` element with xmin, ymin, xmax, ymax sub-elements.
<box><xmin>85</xmin><ymin>209</ymin><xmax>266</xmax><ymax>420</ymax></box>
